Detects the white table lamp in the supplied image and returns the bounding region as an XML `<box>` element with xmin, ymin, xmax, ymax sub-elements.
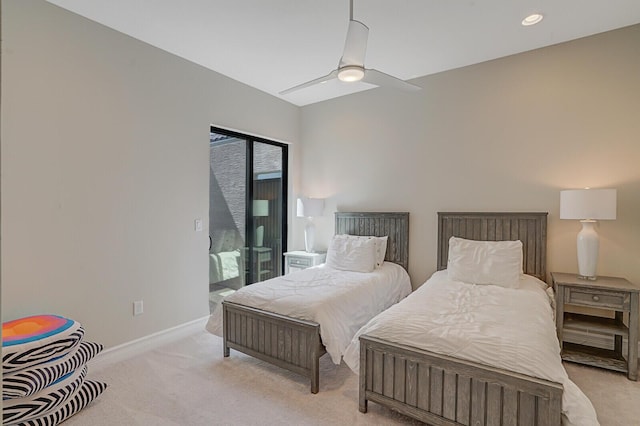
<box><xmin>560</xmin><ymin>188</ymin><xmax>617</xmax><ymax>279</ymax></box>
<box><xmin>296</xmin><ymin>197</ymin><xmax>324</xmax><ymax>253</ymax></box>
<box><xmin>253</xmin><ymin>200</ymin><xmax>269</xmax><ymax>247</ymax></box>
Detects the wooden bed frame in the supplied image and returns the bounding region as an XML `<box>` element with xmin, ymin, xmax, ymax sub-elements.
<box><xmin>359</xmin><ymin>212</ymin><xmax>564</xmax><ymax>425</ymax></box>
<box><xmin>223</xmin><ymin>212</ymin><xmax>409</xmax><ymax>393</ymax></box>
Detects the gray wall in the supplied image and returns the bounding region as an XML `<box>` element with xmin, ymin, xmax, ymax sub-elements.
<box><xmin>298</xmin><ymin>24</ymin><xmax>640</xmax><ymax>291</ymax></box>
<box><xmin>1</xmin><ymin>0</ymin><xmax>299</xmax><ymax>347</ymax></box>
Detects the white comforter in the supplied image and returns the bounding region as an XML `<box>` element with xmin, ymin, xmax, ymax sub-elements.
<box><xmin>206</xmin><ymin>262</ymin><xmax>412</xmax><ymax>364</ymax></box>
<box><xmin>343</xmin><ymin>270</ymin><xmax>599</xmax><ymax>426</ymax></box>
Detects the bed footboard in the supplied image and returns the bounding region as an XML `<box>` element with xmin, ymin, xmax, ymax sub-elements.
<box><xmin>359</xmin><ymin>335</ymin><xmax>563</xmax><ymax>425</ymax></box>
<box><xmin>223</xmin><ymin>301</ymin><xmax>326</xmax><ymax>393</ymax></box>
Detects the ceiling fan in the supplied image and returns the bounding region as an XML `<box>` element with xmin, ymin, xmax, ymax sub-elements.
<box><xmin>279</xmin><ymin>0</ymin><xmax>422</xmax><ymax>95</ymax></box>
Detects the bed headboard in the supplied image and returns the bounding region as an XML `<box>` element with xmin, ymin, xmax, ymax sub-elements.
<box><xmin>437</xmin><ymin>212</ymin><xmax>548</xmax><ymax>281</ymax></box>
<box><xmin>335</xmin><ymin>212</ymin><xmax>409</xmax><ymax>271</ymax></box>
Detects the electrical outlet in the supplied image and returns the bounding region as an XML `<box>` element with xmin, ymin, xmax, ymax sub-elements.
<box><xmin>133</xmin><ymin>300</ymin><xmax>144</xmax><ymax>316</ymax></box>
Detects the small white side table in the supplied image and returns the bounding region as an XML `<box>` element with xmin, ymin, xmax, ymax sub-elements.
<box><xmin>284</xmin><ymin>251</ymin><xmax>326</xmax><ymax>274</ymax></box>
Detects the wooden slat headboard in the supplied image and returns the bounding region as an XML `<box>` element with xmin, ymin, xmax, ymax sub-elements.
<box><xmin>437</xmin><ymin>212</ymin><xmax>548</xmax><ymax>281</ymax></box>
<box><xmin>335</xmin><ymin>212</ymin><xmax>409</xmax><ymax>271</ymax></box>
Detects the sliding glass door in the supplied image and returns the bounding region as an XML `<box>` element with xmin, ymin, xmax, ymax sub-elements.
<box><xmin>208</xmin><ymin>128</ymin><xmax>287</xmax><ymax>312</ymax></box>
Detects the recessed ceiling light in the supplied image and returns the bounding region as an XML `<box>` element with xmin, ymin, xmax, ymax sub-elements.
<box><xmin>522</xmin><ymin>13</ymin><xmax>544</xmax><ymax>26</ymax></box>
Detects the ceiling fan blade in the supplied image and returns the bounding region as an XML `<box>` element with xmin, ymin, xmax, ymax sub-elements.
<box><xmin>279</xmin><ymin>69</ymin><xmax>339</xmax><ymax>95</ymax></box>
<box><xmin>362</xmin><ymin>69</ymin><xmax>422</xmax><ymax>91</ymax></box>
<box><xmin>338</xmin><ymin>20</ymin><xmax>369</xmax><ymax>68</ymax></box>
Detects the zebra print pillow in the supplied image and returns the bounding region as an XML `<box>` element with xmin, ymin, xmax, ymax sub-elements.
<box><xmin>17</xmin><ymin>379</ymin><xmax>108</xmax><ymax>426</ymax></box>
<box><xmin>3</xmin><ymin>366</ymin><xmax>87</xmax><ymax>425</ymax></box>
<box><xmin>2</xmin><ymin>315</ymin><xmax>84</xmax><ymax>374</ymax></box>
<box><xmin>3</xmin><ymin>341</ymin><xmax>104</xmax><ymax>399</ymax></box>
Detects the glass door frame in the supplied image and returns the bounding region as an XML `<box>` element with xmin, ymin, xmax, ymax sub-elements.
<box><xmin>210</xmin><ymin>126</ymin><xmax>288</xmax><ymax>282</ymax></box>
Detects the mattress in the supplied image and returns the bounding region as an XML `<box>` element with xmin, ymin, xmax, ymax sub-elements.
<box><xmin>207</xmin><ymin>262</ymin><xmax>412</xmax><ymax>364</ymax></box>
<box><xmin>343</xmin><ymin>270</ymin><xmax>599</xmax><ymax>426</ymax></box>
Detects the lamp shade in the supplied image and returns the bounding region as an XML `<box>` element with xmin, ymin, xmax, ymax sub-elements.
<box><xmin>560</xmin><ymin>189</ymin><xmax>617</xmax><ymax>220</ymax></box>
<box><xmin>253</xmin><ymin>200</ymin><xmax>269</xmax><ymax>217</ymax></box>
<box><xmin>296</xmin><ymin>197</ymin><xmax>324</xmax><ymax>218</ymax></box>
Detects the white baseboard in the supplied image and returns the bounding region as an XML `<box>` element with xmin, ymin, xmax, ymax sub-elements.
<box><xmin>88</xmin><ymin>316</ymin><xmax>209</xmax><ymax>372</ymax></box>
<box><xmin>564</xmin><ymin>329</ymin><xmax>640</xmax><ymax>354</ymax></box>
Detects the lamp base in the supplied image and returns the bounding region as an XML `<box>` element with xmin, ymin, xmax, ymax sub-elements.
<box><xmin>577</xmin><ymin>275</ymin><xmax>597</xmax><ymax>281</ymax></box>
<box><xmin>255</xmin><ymin>225</ymin><xmax>264</xmax><ymax>247</ymax></box>
<box><xmin>576</xmin><ymin>220</ymin><xmax>599</xmax><ymax>279</ymax></box>
<box><xmin>304</xmin><ymin>220</ymin><xmax>316</xmax><ymax>253</ymax></box>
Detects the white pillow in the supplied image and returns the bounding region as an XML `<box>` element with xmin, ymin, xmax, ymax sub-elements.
<box><xmin>447</xmin><ymin>237</ymin><xmax>523</xmax><ymax>288</ymax></box>
<box><xmin>220</xmin><ymin>229</ymin><xmax>238</xmax><ymax>252</ymax></box>
<box><xmin>371</xmin><ymin>236</ymin><xmax>388</xmax><ymax>268</ymax></box>
<box><xmin>332</xmin><ymin>235</ymin><xmax>388</xmax><ymax>268</ymax></box>
<box><xmin>325</xmin><ymin>234</ymin><xmax>377</xmax><ymax>273</ymax></box>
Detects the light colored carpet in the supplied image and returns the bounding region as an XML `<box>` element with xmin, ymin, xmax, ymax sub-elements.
<box><xmin>65</xmin><ymin>329</ymin><xmax>640</xmax><ymax>425</ymax></box>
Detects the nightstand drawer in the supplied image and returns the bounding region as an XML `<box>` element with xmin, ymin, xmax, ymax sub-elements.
<box><xmin>565</xmin><ymin>287</ymin><xmax>629</xmax><ymax>310</ymax></box>
<box><xmin>289</xmin><ymin>257</ymin><xmax>312</xmax><ymax>267</ymax></box>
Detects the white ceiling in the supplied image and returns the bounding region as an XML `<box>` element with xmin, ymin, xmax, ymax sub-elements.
<box><xmin>46</xmin><ymin>0</ymin><xmax>640</xmax><ymax>107</ymax></box>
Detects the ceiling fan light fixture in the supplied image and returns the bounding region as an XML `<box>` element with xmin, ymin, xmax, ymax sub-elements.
<box><xmin>278</xmin><ymin>0</ymin><xmax>421</xmax><ymax>95</ymax></box>
<box><xmin>521</xmin><ymin>13</ymin><xmax>544</xmax><ymax>26</ymax></box>
<box><xmin>338</xmin><ymin>66</ymin><xmax>365</xmax><ymax>82</ymax></box>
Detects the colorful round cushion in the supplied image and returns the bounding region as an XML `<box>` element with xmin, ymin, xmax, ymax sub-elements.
<box><xmin>2</xmin><ymin>315</ymin><xmax>84</xmax><ymax>374</ymax></box>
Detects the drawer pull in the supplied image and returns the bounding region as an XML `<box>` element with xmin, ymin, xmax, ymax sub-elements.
<box><xmin>592</xmin><ymin>295</ymin><xmax>600</xmax><ymax>302</ymax></box>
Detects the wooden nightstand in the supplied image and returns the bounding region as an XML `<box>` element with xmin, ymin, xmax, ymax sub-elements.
<box><xmin>551</xmin><ymin>272</ymin><xmax>639</xmax><ymax>380</ymax></box>
<box><xmin>283</xmin><ymin>251</ymin><xmax>326</xmax><ymax>274</ymax></box>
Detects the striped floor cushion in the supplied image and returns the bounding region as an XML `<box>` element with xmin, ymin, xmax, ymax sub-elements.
<box><xmin>3</xmin><ymin>315</ymin><xmax>84</xmax><ymax>374</ymax></box>
<box><xmin>3</xmin><ymin>366</ymin><xmax>87</xmax><ymax>425</ymax></box>
<box><xmin>18</xmin><ymin>380</ymin><xmax>108</xmax><ymax>426</ymax></box>
<box><xmin>3</xmin><ymin>341</ymin><xmax>104</xmax><ymax>399</ymax></box>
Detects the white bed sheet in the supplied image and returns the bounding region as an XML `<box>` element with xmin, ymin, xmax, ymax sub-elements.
<box><xmin>343</xmin><ymin>270</ymin><xmax>599</xmax><ymax>426</ymax></box>
<box><xmin>206</xmin><ymin>262</ymin><xmax>412</xmax><ymax>364</ymax></box>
